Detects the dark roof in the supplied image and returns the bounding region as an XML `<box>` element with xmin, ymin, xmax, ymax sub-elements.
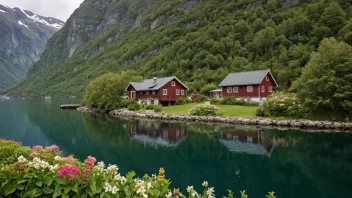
<box><xmin>126</xmin><ymin>76</ymin><xmax>189</xmax><ymax>91</ymax></box>
<box><xmin>218</xmin><ymin>69</ymin><xmax>278</xmax><ymax>87</ymax></box>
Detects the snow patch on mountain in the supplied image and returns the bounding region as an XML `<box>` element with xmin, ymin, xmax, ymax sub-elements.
<box><xmin>0</xmin><ymin>9</ymin><xmax>6</xmax><ymax>13</ymax></box>
<box><xmin>18</xmin><ymin>21</ymin><xmax>29</xmax><ymax>28</ymax></box>
<box><xmin>20</xmin><ymin>8</ymin><xmax>64</xmax><ymax>29</ymax></box>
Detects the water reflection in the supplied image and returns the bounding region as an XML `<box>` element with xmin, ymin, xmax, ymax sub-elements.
<box><xmin>219</xmin><ymin>127</ymin><xmax>275</xmax><ymax>157</ymax></box>
<box><xmin>129</xmin><ymin>120</ymin><xmax>188</xmax><ymax>148</ymax></box>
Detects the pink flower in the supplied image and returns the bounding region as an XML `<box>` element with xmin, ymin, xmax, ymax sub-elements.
<box><xmin>33</xmin><ymin>146</ymin><xmax>43</xmax><ymax>151</ymax></box>
<box><xmin>44</xmin><ymin>145</ymin><xmax>60</xmax><ymax>153</ymax></box>
<box><xmin>84</xmin><ymin>156</ymin><xmax>96</xmax><ymax>168</ymax></box>
<box><xmin>62</xmin><ymin>156</ymin><xmax>75</xmax><ymax>165</ymax></box>
<box><xmin>83</xmin><ymin>169</ymin><xmax>90</xmax><ymax>179</ymax></box>
<box><xmin>59</xmin><ymin>165</ymin><xmax>80</xmax><ymax>179</ymax></box>
<box><xmin>29</xmin><ymin>152</ymin><xmax>37</xmax><ymax>159</ymax></box>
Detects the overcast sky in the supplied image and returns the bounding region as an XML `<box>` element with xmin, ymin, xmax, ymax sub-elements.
<box><xmin>1</xmin><ymin>0</ymin><xmax>84</xmax><ymax>21</ymax></box>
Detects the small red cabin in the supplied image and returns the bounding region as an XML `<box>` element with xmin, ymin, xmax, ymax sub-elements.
<box><xmin>216</xmin><ymin>69</ymin><xmax>278</xmax><ymax>102</ymax></box>
<box><xmin>126</xmin><ymin>76</ymin><xmax>189</xmax><ymax>106</ymax></box>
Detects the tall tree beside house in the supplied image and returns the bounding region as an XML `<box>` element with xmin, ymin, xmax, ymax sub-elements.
<box><xmin>291</xmin><ymin>37</ymin><xmax>352</xmax><ymax>115</ymax></box>
<box><xmin>82</xmin><ymin>71</ymin><xmax>142</xmax><ymax>112</ymax></box>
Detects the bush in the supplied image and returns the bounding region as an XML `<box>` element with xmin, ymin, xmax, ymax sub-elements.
<box><xmin>153</xmin><ymin>105</ymin><xmax>162</xmax><ymax>112</ymax></box>
<box><xmin>0</xmin><ymin>140</ymin><xmax>274</xmax><ymax>198</ymax></box>
<box><xmin>263</xmin><ymin>92</ymin><xmax>305</xmax><ymax>117</ymax></box>
<box><xmin>220</xmin><ymin>97</ymin><xmax>259</xmax><ymax>106</ymax></box>
<box><xmin>210</xmin><ymin>98</ymin><xmax>220</xmax><ymax>105</ymax></box>
<box><xmin>117</xmin><ymin>99</ymin><xmax>137</xmax><ymax>109</ymax></box>
<box><xmin>256</xmin><ymin>107</ymin><xmax>265</xmax><ymax>116</ymax></box>
<box><xmin>128</xmin><ymin>103</ymin><xmax>140</xmax><ymax>111</ymax></box>
<box><xmin>200</xmin><ymin>83</ymin><xmax>217</xmax><ymax>95</ymax></box>
<box><xmin>145</xmin><ymin>104</ymin><xmax>156</xmax><ymax>110</ymax></box>
<box><xmin>188</xmin><ymin>104</ymin><xmax>223</xmax><ymax>116</ymax></box>
<box><xmin>176</xmin><ymin>97</ymin><xmax>191</xmax><ymax>105</ymax></box>
<box><xmin>220</xmin><ymin>97</ymin><xmax>237</xmax><ymax>105</ymax></box>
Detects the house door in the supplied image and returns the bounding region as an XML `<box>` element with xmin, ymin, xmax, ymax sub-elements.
<box><xmin>131</xmin><ymin>91</ymin><xmax>136</xmax><ymax>100</ymax></box>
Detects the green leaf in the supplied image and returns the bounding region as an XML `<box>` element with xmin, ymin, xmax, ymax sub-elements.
<box><xmin>72</xmin><ymin>183</ymin><xmax>79</xmax><ymax>193</ymax></box>
<box><xmin>17</xmin><ymin>179</ymin><xmax>27</xmax><ymax>185</ymax></box>
<box><xmin>35</xmin><ymin>181</ymin><xmax>43</xmax><ymax>187</ymax></box>
<box><xmin>55</xmin><ymin>177</ymin><xmax>67</xmax><ymax>185</ymax></box>
<box><xmin>17</xmin><ymin>184</ymin><xmax>25</xmax><ymax>190</ymax></box>
<box><xmin>53</xmin><ymin>188</ymin><xmax>62</xmax><ymax>198</ymax></box>
<box><xmin>43</xmin><ymin>176</ymin><xmax>54</xmax><ymax>186</ymax></box>
<box><xmin>64</xmin><ymin>186</ymin><xmax>71</xmax><ymax>194</ymax></box>
<box><xmin>4</xmin><ymin>183</ymin><xmax>16</xmax><ymax>196</ymax></box>
<box><xmin>42</xmin><ymin>186</ymin><xmax>54</xmax><ymax>194</ymax></box>
<box><xmin>90</xmin><ymin>180</ymin><xmax>97</xmax><ymax>194</ymax></box>
<box><xmin>124</xmin><ymin>186</ymin><xmax>131</xmax><ymax>197</ymax></box>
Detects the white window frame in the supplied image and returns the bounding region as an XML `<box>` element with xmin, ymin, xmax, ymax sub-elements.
<box><xmin>181</xmin><ymin>90</ymin><xmax>185</xmax><ymax>95</ymax></box>
<box><xmin>268</xmin><ymin>86</ymin><xmax>273</xmax><ymax>92</ymax></box>
<box><xmin>163</xmin><ymin>89</ymin><xmax>168</xmax><ymax>95</ymax></box>
<box><xmin>266</xmin><ymin>76</ymin><xmax>269</xmax><ymax>81</ymax></box>
<box><xmin>247</xmin><ymin>86</ymin><xmax>253</xmax><ymax>92</ymax></box>
<box><xmin>176</xmin><ymin>89</ymin><xmax>180</xmax><ymax>95</ymax></box>
<box><xmin>152</xmin><ymin>91</ymin><xmax>156</xmax><ymax>95</ymax></box>
<box><xmin>233</xmin><ymin>87</ymin><xmax>239</xmax><ymax>93</ymax></box>
<box><xmin>130</xmin><ymin>91</ymin><xmax>136</xmax><ymax>99</ymax></box>
<box><xmin>171</xmin><ymin>81</ymin><xmax>176</xmax><ymax>86</ymax></box>
<box><xmin>261</xmin><ymin>86</ymin><xmax>265</xmax><ymax>92</ymax></box>
<box><xmin>227</xmin><ymin>87</ymin><xmax>232</xmax><ymax>93</ymax></box>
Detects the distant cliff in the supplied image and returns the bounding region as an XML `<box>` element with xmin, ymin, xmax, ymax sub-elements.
<box><xmin>0</xmin><ymin>4</ymin><xmax>64</xmax><ymax>92</ymax></box>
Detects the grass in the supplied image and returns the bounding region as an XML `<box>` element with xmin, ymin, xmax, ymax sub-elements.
<box><xmin>162</xmin><ymin>103</ymin><xmax>258</xmax><ymax>118</ymax></box>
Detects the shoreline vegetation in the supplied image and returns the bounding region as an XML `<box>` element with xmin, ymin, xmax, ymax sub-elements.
<box><xmin>0</xmin><ymin>139</ymin><xmax>276</xmax><ymax>198</ymax></box>
<box><xmin>77</xmin><ymin>106</ymin><xmax>352</xmax><ymax>132</ymax></box>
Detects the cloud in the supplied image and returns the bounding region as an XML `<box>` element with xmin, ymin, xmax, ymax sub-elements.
<box><xmin>1</xmin><ymin>0</ymin><xmax>84</xmax><ymax>21</ymax></box>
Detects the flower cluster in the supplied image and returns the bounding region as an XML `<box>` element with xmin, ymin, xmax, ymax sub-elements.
<box><xmin>188</xmin><ymin>104</ymin><xmax>223</xmax><ymax>116</ymax></box>
<box><xmin>59</xmin><ymin>165</ymin><xmax>80</xmax><ymax>181</ymax></box>
<box><xmin>28</xmin><ymin>157</ymin><xmax>49</xmax><ymax>169</ymax></box>
<box><xmin>84</xmin><ymin>156</ymin><xmax>96</xmax><ymax>168</ymax></box>
<box><xmin>104</xmin><ymin>183</ymin><xmax>119</xmax><ymax>194</ymax></box>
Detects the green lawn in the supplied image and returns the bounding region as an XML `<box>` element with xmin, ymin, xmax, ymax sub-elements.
<box><xmin>162</xmin><ymin>103</ymin><xmax>258</xmax><ymax>118</ymax></box>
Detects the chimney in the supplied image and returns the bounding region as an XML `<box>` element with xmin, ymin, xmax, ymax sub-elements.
<box><xmin>153</xmin><ymin>77</ymin><xmax>157</xmax><ymax>83</ymax></box>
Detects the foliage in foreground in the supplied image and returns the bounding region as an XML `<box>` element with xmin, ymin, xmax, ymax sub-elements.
<box><xmin>0</xmin><ymin>140</ymin><xmax>276</xmax><ymax>198</ymax></box>
<box><xmin>188</xmin><ymin>104</ymin><xmax>223</xmax><ymax>117</ymax></box>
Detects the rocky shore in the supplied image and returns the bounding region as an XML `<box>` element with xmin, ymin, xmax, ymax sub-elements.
<box><xmin>77</xmin><ymin>107</ymin><xmax>352</xmax><ymax>131</ymax></box>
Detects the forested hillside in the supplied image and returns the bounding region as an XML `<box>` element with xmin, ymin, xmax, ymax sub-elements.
<box><xmin>7</xmin><ymin>0</ymin><xmax>352</xmax><ymax>97</ymax></box>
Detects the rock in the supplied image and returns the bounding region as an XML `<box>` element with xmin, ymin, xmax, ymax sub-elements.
<box><xmin>277</xmin><ymin>120</ymin><xmax>289</xmax><ymax>126</ymax></box>
<box><xmin>306</xmin><ymin>121</ymin><xmax>315</xmax><ymax>127</ymax></box>
<box><xmin>290</xmin><ymin>121</ymin><xmax>302</xmax><ymax>128</ymax></box>
<box><xmin>333</xmin><ymin>122</ymin><xmax>342</xmax><ymax>128</ymax></box>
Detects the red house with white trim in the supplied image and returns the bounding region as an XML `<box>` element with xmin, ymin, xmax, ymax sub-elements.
<box><xmin>215</xmin><ymin>69</ymin><xmax>278</xmax><ymax>102</ymax></box>
<box><xmin>126</xmin><ymin>76</ymin><xmax>189</xmax><ymax>106</ymax></box>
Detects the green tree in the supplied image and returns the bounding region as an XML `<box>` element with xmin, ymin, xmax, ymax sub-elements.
<box><xmin>82</xmin><ymin>71</ymin><xmax>142</xmax><ymax>112</ymax></box>
<box><xmin>291</xmin><ymin>38</ymin><xmax>352</xmax><ymax>114</ymax></box>
<box><xmin>200</xmin><ymin>83</ymin><xmax>217</xmax><ymax>95</ymax></box>
<box><xmin>320</xmin><ymin>3</ymin><xmax>346</xmax><ymax>33</ymax></box>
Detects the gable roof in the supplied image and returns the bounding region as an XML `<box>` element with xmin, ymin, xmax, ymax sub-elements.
<box><xmin>218</xmin><ymin>69</ymin><xmax>278</xmax><ymax>87</ymax></box>
<box><xmin>126</xmin><ymin>76</ymin><xmax>189</xmax><ymax>91</ymax></box>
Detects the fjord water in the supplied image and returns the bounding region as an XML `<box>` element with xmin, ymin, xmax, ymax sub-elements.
<box><xmin>1</xmin><ymin>99</ymin><xmax>352</xmax><ymax>197</ymax></box>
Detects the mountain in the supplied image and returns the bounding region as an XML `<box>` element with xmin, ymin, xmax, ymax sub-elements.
<box><xmin>7</xmin><ymin>0</ymin><xmax>352</xmax><ymax>97</ymax></box>
<box><xmin>0</xmin><ymin>4</ymin><xmax>64</xmax><ymax>92</ymax></box>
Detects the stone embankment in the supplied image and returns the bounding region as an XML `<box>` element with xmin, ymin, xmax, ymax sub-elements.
<box><xmin>104</xmin><ymin>108</ymin><xmax>352</xmax><ymax>131</ymax></box>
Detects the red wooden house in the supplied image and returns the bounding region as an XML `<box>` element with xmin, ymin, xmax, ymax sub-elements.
<box><xmin>126</xmin><ymin>76</ymin><xmax>189</xmax><ymax>106</ymax></box>
<box><xmin>216</xmin><ymin>69</ymin><xmax>278</xmax><ymax>102</ymax></box>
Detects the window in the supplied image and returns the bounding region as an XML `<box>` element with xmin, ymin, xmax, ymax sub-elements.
<box><xmin>268</xmin><ymin>86</ymin><xmax>273</xmax><ymax>92</ymax></box>
<box><xmin>146</xmin><ymin>91</ymin><xmax>149</xmax><ymax>95</ymax></box>
<box><xmin>176</xmin><ymin>89</ymin><xmax>180</xmax><ymax>95</ymax></box>
<box><xmin>163</xmin><ymin>89</ymin><xmax>167</xmax><ymax>95</ymax></box>
<box><xmin>140</xmin><ymin>92</ymin><xmax>143</xmax><ymax>95</ymax></box>
<box><xmin>261</xmin><ymin>86</ymin><xmax>265</xmax><ymax>92</ymax></box>
<box><xmin>266</xmin><ymin>76</ymin><xmax>269</xmax><ymax>81</ymax></box>
<box><xmin>152</xmin><ymin>91</ymin><xmax>156</xmax><ymax>95</ymax></box>
<box><xmin>233</xmin><ymin>87</ymin><xmax>239</xmax><ymax>93</ymax></box>
<box><xmin>171</xmin><ymin>81</ymin><xmax>175</xmax><ymax>86</ymax></box>
<box><xmin>247</xmin><ymin>86</ymin><xmax>253</xmax><ymax>92</ymax></box>
<box><xmin>181</xmin><ymin>90</ymin><xmax>185</xmax><ymax>95</ymax></box>
<box><xmin>227</xmin><ymin>87</ymin><xmax>232</xmax><ymax>93</ymax></box>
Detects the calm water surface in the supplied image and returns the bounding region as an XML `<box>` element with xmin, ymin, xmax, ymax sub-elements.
<box><xmin>0</xmin><ymin>99</ymin><xmax>352</xmax><ymax>197</ymax></box>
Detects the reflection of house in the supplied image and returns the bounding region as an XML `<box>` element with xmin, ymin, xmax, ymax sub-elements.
<box><xmin>219</xmin><ymin>128</ymin><xmax>275</xmax><ymax>157</ymax></box>
<box><xmin>129</xmin><ymin>121</ymin><xmax>188</xmax><ymax>148</ymax></box>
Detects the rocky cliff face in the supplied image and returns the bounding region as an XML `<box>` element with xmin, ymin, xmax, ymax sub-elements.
<box><xmin>0</xmin><ymin>4</ymin><xmax>64</xmax><ymax>92</ymax></box>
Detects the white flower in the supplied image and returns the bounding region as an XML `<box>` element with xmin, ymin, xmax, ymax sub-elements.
<box><xmin>114</xmin><ymin>173</ymin><xmax>122</xmax><ymax>180</ymax></box>
<box><xmin>106</xmin><ymin>164</ymin><xmax>119</xmax><ymax>174</ymax></box>
<box><xmin>111</xmin><ymin>186</ymin><xmax>119</xmax><ymax>194</ymax></box>
<box><xmin>136</xmin><ymin>186</ymin><xmax>146</xmax><ymax>195</ymax></box>
<box><xmin>49</xmin><ymin>164</ymin><xmax>59</xmax><ymax>173</ymax></box>
<box><xmin>202</xmin><ymin>181</ymin><xmax>208</xmax><ymax>187</ymax></box>
<box><xmin>104</xmin><ymin>183</ymin><xmax>112</xmax><ymax>192</ymax></box>
<box><xmin>120</xmin><ymin>176</ymin><xmax>127</xmax><ymax>184</ymax></box>
<box><xmin>206</xmin><ymin>187</ymin><xmax>215</xmax><ymax>198</ymax></box>
<box><xmin>17</xmin><ymin>155</ymin><xmax>27</xmax><ymax>163</ymax></box>
<box><xmin>146</xmin><ymin>182</ymin><xmax>152</xmax><ymax>189</ymax></box>
<box><xmin>187</xmin><ymin>186</ymin><xmax>194</xmax><ymax>192</ymax></box>
<box><xmin>165</xmin><ymin>192</ymin><xmax>172</xmax><ymax>198</ymax></box>
<box><xmin>54</xmin><ymin>156</ymin><xmax>62</xmax><ymax>161</ymax></box>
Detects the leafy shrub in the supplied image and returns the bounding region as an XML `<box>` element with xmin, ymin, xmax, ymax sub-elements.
<box><xmin>176</xmin><ymin>97</ymin><xmax>191</xmax><ymax>105</ymax></box>
<box><xmin>200</xmin><ymin>84</ymin><xmax>217</xmax><ymax>95</ymax></box>
<box><xmin>117</xmin><ymin>99</ymin><xmax>138</xmax><ymax>109</ymax></box>
<box><xmin>153</xmin><ymin>105</ymin><xmax>162</xmax><ymax>113</ymax></box>
<box><xmin>127</xmin><ymin>103</ymin><xmax>140</xmax><ymax>111</ymax></box>
<box><xmin>145</xmin><ymin>104</ymin><xmax>156</xmax><ymax>110</ymax></box>
<box><xmin>256</xmin><ymin>107</ymin><xmax>265</xmax><ymax>116</ymax></box>
<box><xmin>0</xmin><ymin>140</ymin><xmax>275</xmax><ymax>198</ymax></box>
<box><xmin>210</xmin><ymin>98</ymin><xmax>220</xmax><ymax>105</ymax></box>
<box><xmin>220</xmin><ymin>97</ymin><xmax>237</xmax><ymax>105</ymax></box>
<box><xmin>263</xmin><ymin>92</ymin><xmax>305</xmax><ymax>117</ymax></box>
<box><xmin>188</xmin><ymin>104</ymin><xmax>223</xmax><ymax>116</ymax></box>
<box><xmin>0</xmin><ymin>140</ymin><xmax>32</xmax><ymax>165</ymax></box>
<box><xmin>191</xmin><ymin>94</ymin><xmax>202</xmax><ymax>103</ymax></box>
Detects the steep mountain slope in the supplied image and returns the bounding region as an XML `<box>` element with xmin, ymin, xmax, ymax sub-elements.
<box><xmin>7</xmin><ymin>0</ymin><xmax>352</xmax><ymax>97</ymax></box>
<box><xmin>0</xmin><ymin>4</ymin><xmax>64</xmax><ymax>92</ymax></box>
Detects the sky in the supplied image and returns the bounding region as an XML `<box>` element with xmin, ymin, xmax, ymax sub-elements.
<box><xmin>0</xmin><ymin>0</ymin><xmax>84</xmax><ymax>21</ymax></box>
